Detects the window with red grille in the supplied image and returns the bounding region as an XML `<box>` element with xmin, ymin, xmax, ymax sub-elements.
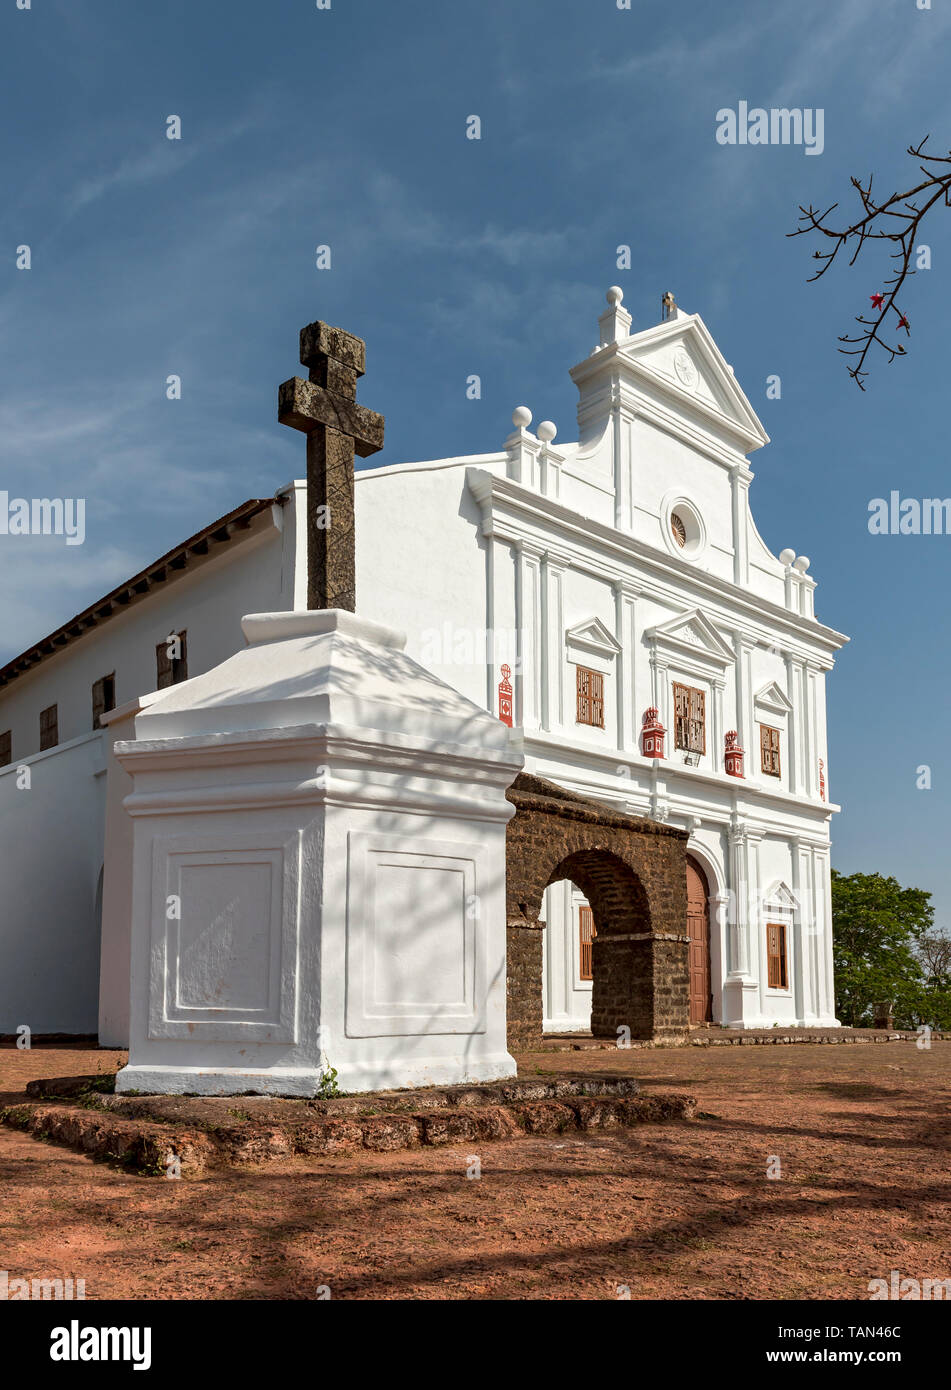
<box><xmin>673</xmin><ymin>682</ymin><xmax>705</xmax><ymax>754</ymax></box>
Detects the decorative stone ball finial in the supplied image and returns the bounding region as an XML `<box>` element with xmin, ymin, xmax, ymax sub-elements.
<box><xmin>512</xmin><ymin>406</ymin><xmax>532</xmax><ymax>430</ymax></box>
<box><xmin>536</xmin><ymin>420</ymin><xmax>557</xmax><ymax>443</ymax></box>
<box><xmin>606</xmin><ymin>286</ymin><xmax>624</xmax><ymax>306</ymax></box>
<box><xmin>792</xmin><ymin>555</ymin><xmax>810</xmax><ymax>573</ymax></box>
<box><xmin>779</xmin><ymin>548</ymin><xmax>796</xmax><ymax>567</ymax></box>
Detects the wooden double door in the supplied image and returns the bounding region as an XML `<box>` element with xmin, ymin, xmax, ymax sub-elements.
<box><xmin>686</xmin><ymin>855</ymin><xmax>712</xmax><ymax>1024</ymax></box>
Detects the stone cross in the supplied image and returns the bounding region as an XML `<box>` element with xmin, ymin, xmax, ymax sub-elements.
<box><xmin>278</xmin><ymin>320</ymin><xmax>384</xmax><ymax>611</ymax></box>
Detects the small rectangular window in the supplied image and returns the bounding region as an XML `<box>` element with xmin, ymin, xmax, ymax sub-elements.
<box><xmin>39</xmin><ymin>704</ymin><xmax>58</xmax><ymax>751</ymax></box>
<box><xmin>766</xmin><ymin>922</ymin><xmax>788</xmax><ymax>989</ymax></box>
<box><xmin>156</xmin><ymin>630</ymin><xmax>188</xmax><ymax>689</ymax></box>
<box><xmin>760</xmin><ymin>724</ymin><xmax>781</xmax><ymax>777</ymax></box>
<box><xmin>575</xmin><ymin>666</ymin><xmax>604</xmax><ymax>728</ymax></box>
<box><xmin>0</xmin><ymin>730</ymin><xmax>11</xmax><ymax>767</ymax></box>
<box><xmin>92</xmin><ymin>673</ymin><xmax>116</xmax><ymax>729</ymax></box>
<box><xmin>579</xmin><ymin>905</ymin><xmax>596</xmax><ymax>981</ymax></box>
<box><xmin>673</xmin><ymin>682</ymin><xmax>706</xmax><ymax>754</ymax></box>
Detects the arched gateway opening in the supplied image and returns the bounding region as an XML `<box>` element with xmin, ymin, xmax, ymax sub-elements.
<box><xmin>545</xmin><ymin>851</ymin><xmax>651</xmax><ymax>1037</ymax></box>
<box><xmin>504</xmin><ymin>774</ymin><xmax>690</xmax><ymax>1052</ymax></box>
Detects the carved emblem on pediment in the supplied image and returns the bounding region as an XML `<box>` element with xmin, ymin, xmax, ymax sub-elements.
<box><xmin>673</xmin><ymin>347</ymin><xmax>699</xmax><ymax>390</ymax></box>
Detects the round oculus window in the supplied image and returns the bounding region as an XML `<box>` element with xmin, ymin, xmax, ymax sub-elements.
<box><xmin>662</xmin><ymin>497</ymin><xmax>706</xmax><ymax>560</ymax></box>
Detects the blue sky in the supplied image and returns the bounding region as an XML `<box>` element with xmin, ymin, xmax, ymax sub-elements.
<box><xmin>2</xmin><ymin>0</ymin><xmax>950</xmax><ymax>920</ymax></box>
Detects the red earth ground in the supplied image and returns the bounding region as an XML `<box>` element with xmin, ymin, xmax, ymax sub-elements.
<box><xmin>0</xmin><ymin>1040</ymin><xmax>948</xmax><ymax>1300</ymax></box>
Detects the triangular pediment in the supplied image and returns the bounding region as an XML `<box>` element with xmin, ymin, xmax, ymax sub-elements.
<box><xmin>646</xmin><ymin>609</ymin><xmax>734</xmax><ymax>667</ymax></box>
<box><xmin>572</xmin><ymin>313</ymin><xmax>770</xmax><ymax>454</ymax></box>
<box><xmin>754</xmin><ymin>680</ymin><xmax>793</xmax><ymax>715</ymax></box>
<box><xmin>564</xmin><ymin>616</ymin><xmax>621</xmax><ymax>658</ymax></box>
<box><xmin>762</xmin><ymin>881</ymin><xmax>799</xmax><ymax>912</ymax></box>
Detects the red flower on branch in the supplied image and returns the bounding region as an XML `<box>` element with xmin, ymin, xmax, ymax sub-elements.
<box><xmin>870</xmin><ymin>292</ymin><xmax>885</xmax><ymax>309</ymax></box>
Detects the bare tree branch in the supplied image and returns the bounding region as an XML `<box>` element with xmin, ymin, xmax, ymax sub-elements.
<box><xmin>789</xmin><ymin>137</ymin><xmax>951</xmax><ymax>388</ymax></box>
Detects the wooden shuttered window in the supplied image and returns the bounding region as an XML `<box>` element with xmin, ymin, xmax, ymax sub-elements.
<box><xmin>0</xmin><ymin>730</ymin><xmax>11</xmax><ymax>767</ymax></box>
<box><xmin>92</xmin><ymin>673</ymin><xmax>116</xmax><ymax>730</ymax></box>
<box><xmin>673</xmin><ymin>682</ymin><xmax>706</xmax><ymax>754</ymax></box>
<box><xmin>39</xmin><ymin>704</ymin><xmax>58</xmax><ymax>751</ymax></box>
<box><xmin>579</xmin><ymin>905</ymin><xmax>596</xmax><ymax>981</ymax></box>
<box><xmin>156</xmin><ymin>630</ymin><xmax>188</xmax><ymax>690</ymax></box>
<box><xmin>760</xmin><ymin>724</ymin><xmax>781</xmax><ymax>777</ymax></box>
<box><xmin>576</xmin><ymin>666</ymin><xmax>604</xmax><ymax>728</ymax></box>
<box><xmin>766</xmin><ymin>922</ymin><xmax>788</xmax><ymax>989</ymax></box>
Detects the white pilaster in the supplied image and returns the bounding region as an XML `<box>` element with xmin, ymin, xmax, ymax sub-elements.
<box><xmin>612</xmin><ymin>386</ymin><xmax>636</xmax><ymax>534</ymax></box>
<box><xmin>613</xmin><ymin>580</ymin><xmax>640</xmax><ymax>751</ymax></box>
<box><xmin>650</xmin><ymin>655</ymin><xmax>671</xmax><ymax>742</ymax></box>
<box><xmin>783</xmin><ymin>653</ymin><xmax>800</xmax><ymax>796</ymax></box>
<box><xmin>730</xmin><ymin>463</ymin><xmax>753</xmax><ymax>588</ymax></box>
<box><xmin>804</xmin><ymin>661</ymin><xmax>820</xmax><ymax>798</ymax></box>
<box><xmin>732</xmin><ymin>632</ymin><xmax>753</xmax><ymax>756</ymax></box>
<box><xmin>723</xmin><ymin>818</ymin><xmax>764</xmax><ymax>1026</ymax></box>
<box><xmin>542</xmin><ymin>553</ymin><xmax>566</xmax><ymax>732</ymax></box>
<box><xmin>514</xmin><ymin>541</ymin><xmax>544</xmax><ymax>730</ymax></box>
<box><xmin>812</xmin><ymin>847</ymin><xmax>839</xmax><ymax>1025</ymax></box>
<box><xmin>711</xmin><ymin>676</ymin><xmax>725</xmax><ymax>773</ymax></box>
<box><xmin>790</xmin><ymin>834</ymin><xmax>806</xmax><ymax>1023</ymax></box>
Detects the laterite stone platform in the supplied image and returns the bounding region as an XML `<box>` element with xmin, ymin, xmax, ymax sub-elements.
<box><xmin>1</xmin><ymin>1072</ymin><xmax>697</xmax><ymax>1177</ymax></box>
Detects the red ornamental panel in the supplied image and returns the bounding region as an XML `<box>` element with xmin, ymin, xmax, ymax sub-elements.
<box><xmin>724</xmin><ymin>730</ymin><xmax>745</xmax><ymax>778</ymax></box>
<box><xmin>819</xmin><ymin>759</ymin><xmax>826</xmax><ymax>801</ymax></box>
<box><xmin>498</xmin><ymin>663</ymin><xmax>513</xmax><ymax>727</ymax></box>
<box><xmin>641</xmin><ymin>706</ymin><xmax>665</xmax><ymax>759</ymax></box>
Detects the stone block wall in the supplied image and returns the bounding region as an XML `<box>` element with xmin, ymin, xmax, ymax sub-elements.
<box><xmin>505</xmin><ymin>774</ymin><xmax>689</xmax><ymax>1051</ymax></box>
<box><xmin>505</xmin><ymin>926</ymin><xmax>544</xmax><ymax>1053</ymax></box>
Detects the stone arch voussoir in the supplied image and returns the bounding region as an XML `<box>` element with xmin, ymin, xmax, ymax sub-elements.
<box><xmin>504</xmin><ymin>774</ymin><xmax>690</xmax><ymax>1051</ymax></box>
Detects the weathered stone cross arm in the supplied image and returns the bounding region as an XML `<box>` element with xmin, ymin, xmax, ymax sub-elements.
<box><xmin>278</xmin><ymin>377</ymin><xmax>384</xmax><ymax>457</ymax></box>
<box><xmin>277</xmin><ymin>319</ymin><xmax>384</xmax><ymax>611</ymax></box>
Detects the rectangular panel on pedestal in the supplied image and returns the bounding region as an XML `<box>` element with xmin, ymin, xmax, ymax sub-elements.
<box><xmin>148</xmin><ymin>831</ymin><xmax>301</xmax><ymax>1043</ymax></box>
<box><xmin>345</xmin><ymin>831</ymin><xmax>488</xmax><ymax>1037</ymax></box>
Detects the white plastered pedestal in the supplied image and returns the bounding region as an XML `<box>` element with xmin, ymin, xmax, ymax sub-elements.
<box><xmin>113</xmin><ymin>609</ymin><xmax>523</xmax><ymax>1096</ymax></box>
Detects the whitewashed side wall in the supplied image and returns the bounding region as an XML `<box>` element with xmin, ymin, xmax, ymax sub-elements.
<box><xmin>0</xmin><ymin>516</ymin><xmax>288</xmax><ymax>766</ymax></box>
<box><xmin>0</xmin><ymin>505</ymin><xmax>295</xmax><ymax>1037</ymax></box>
<box><xmin>355</xmin><ymin>460</ymin><xmax>496</xmax><ymax>708</ymax></box>
<box><xmin>0</xmin><ymin>732</ymin><xmax>106</xmax><ymax>1033</ymax></box>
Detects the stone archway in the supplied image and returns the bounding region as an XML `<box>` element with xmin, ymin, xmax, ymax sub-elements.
<box><xmin>504</xmin><ymin>774</ymin><xmax>690</xmax><ymax>1051</ymax></box>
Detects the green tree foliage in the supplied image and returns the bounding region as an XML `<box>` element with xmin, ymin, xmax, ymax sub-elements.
<box><xmin>916</xmin><ymin>928</ymin><xmax>951</xmax><ymax>1031</ymax></box>
<box><xmin>831</xmin><ymin>869</ymin><xmax>939</xmax><ymax>1028</ymax></box>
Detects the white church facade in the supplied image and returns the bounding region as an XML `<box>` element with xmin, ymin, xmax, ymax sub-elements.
<box><xmin>0</xmin><ymin>288</ymin><xmax>846</xmax><ymax>1055</ymax></box>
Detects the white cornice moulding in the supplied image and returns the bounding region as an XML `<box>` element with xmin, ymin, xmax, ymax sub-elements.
<box><xmin>465</xmin><ymin>468</ymin><xmax>847</xmax><ymax>661</ymax></box>
<box><xmin>522</xmin><ymin>730</ymin><xmax>839</xmax><ymax>822</ymax></box>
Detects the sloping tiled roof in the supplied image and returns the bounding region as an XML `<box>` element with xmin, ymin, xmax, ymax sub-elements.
<box><xmin>0</xmin><ymin>496</ymin><xmax>281</xmax><ymax>691</ymax></box>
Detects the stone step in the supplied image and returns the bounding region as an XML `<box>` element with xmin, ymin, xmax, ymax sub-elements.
<box><xmin>2</xmin><ymin>1081</ymin><xmax>695</xmax><ymax>1177</ymax></box>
